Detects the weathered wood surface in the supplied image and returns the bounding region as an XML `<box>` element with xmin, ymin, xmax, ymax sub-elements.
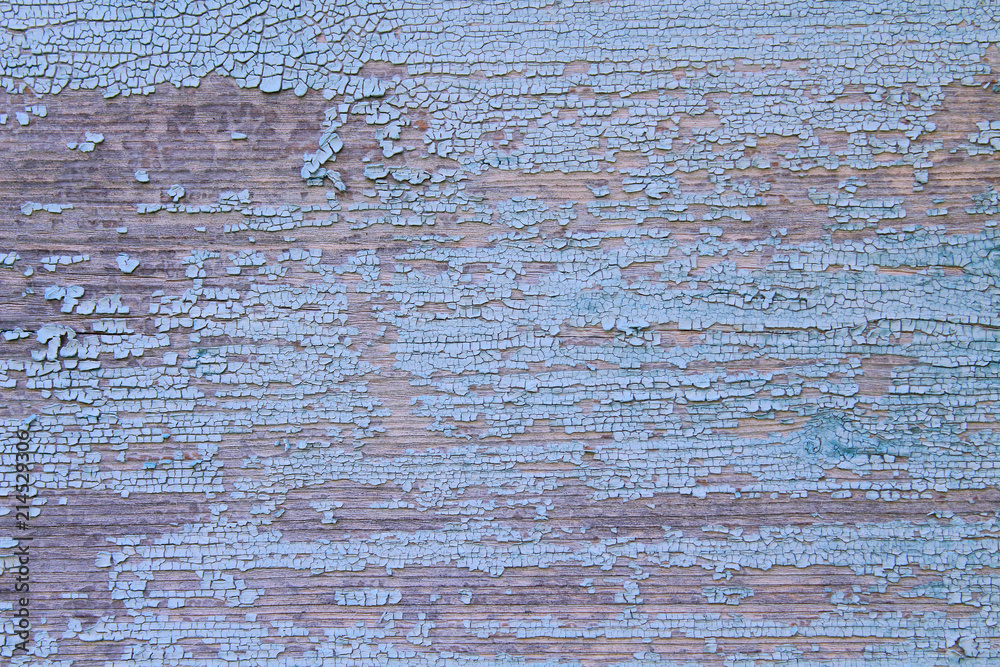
<box><xmin>2</xmin><ymin>2</ymin><xmax>1000</xmax><ymax>665</ymax></box>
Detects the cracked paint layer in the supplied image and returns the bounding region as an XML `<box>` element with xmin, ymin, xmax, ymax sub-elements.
<box><xmin>1</xmin><ymin>1</ymin><xmax>1000</xmax><ymax>665</ymax></box>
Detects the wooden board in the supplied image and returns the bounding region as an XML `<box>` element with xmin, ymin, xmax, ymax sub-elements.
<box><xmin>2</xmin><ymin>4</ymin><xmax>1000</xmax><ymax>665</ymax></box>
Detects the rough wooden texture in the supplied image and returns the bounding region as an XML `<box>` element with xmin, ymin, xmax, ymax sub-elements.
<box><xmin>2</xmin><ymin>2</ymin><xmax>1000</xmax><ymax>665</ymax></box>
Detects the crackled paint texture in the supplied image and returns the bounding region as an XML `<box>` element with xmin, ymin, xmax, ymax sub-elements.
<box><xmin>2</xmin><ymin>1</ymin><xmax>1000</xmax><ymax>665</ymax></box>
